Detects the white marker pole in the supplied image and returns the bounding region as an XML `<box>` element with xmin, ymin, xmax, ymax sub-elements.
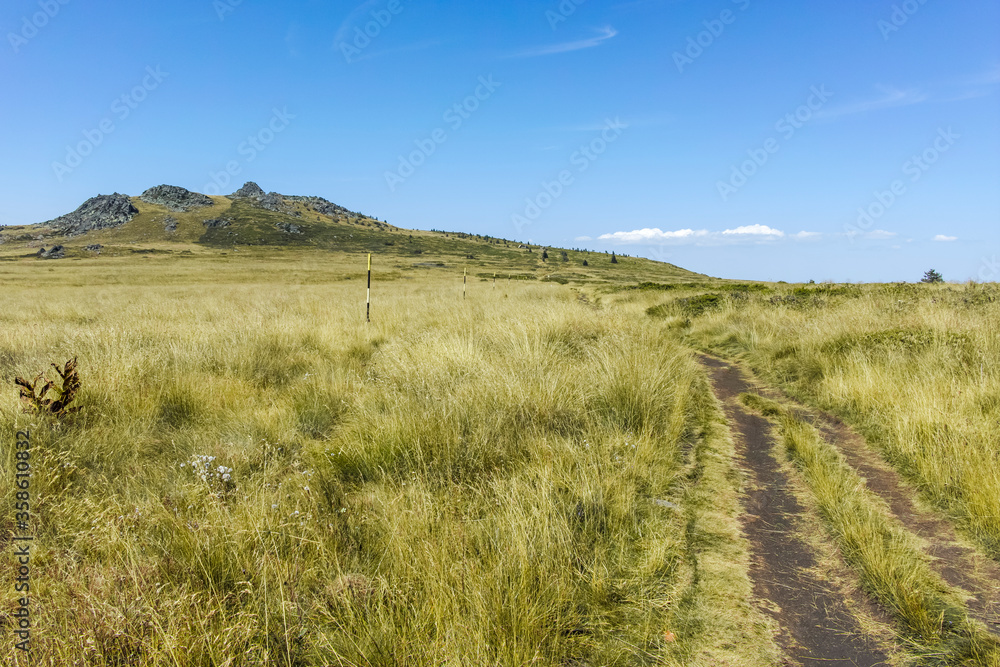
<box><xmin>366</xmin><ymin>253</ymin><xmax>372</xmax><ymax>323</ymax></box>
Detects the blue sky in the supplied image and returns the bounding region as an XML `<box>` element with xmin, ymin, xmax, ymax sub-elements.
<box><xmin>2</xmin><ymin>0</ymin><xmax>998</xmax><ymax>282</ymax></box>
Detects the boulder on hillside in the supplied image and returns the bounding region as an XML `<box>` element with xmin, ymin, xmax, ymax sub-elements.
<box><xmin>230</xmin><ymin>182</ymin><xmax>265</xmax><ymax>199</ymax></box>
<box><xmin>37</xmin><ymin>245</ymin><xmax>65</xmax><ymax>259</ymax></box>
<box><xmin>163</xmin><ymin>216</ymin><xmax>178</xmax><ymax>232</ymax></box>
<box><xmin>202</xmin><ymin>218</ymin><xmax>231</xmax><ymax>228</ymax></box>
<box><xmin>140</xmin><ymin>185</ymin><xmax>213</xmax><ymax>212</ymax></box>
<box><xmin>44</xmin><ymin>193</ymin><xmax>138</xmax><ymax>236</ymax></box>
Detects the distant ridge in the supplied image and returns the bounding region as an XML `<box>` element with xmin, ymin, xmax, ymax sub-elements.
<box><xmin>0</xmin><ymin>181</ymin><xmax>707</xmax><ymax>286</ymax></box>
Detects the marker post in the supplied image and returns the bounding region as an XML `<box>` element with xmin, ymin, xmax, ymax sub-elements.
<box><xmin>366</xmin><ymin>253</ymin><xmax>372</xmax><ymax>323</ymax></box>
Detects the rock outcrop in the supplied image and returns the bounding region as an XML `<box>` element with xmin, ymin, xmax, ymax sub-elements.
<box><xmin>285</xmin><ymin>195</ymin><xmax>352</xmax><ymax>219</ymax></box>
<box><xmin>37</xmin><ymin>245</ymin><xmax>65</xmax><ymax>259</ymax></box>
<box><xmin>44</xmin><ymin>194</ymin><xmax>138</xmax><ymax>236</ymax></box>
<box><xmin>202</xmin><ymin>218</ymin><xmax>231</xmax><ymax>228</ymax></box>
<box><xmin>230</xmin><ymin>182</ymin><xmax>265</xmax><ymax>199</ymax></box>
<box><xmin>257</xmin><ymin>192</ymin><xmax>287</xmax><ymax>212</ymax></box>
<box><xmin>140</xmin><ymin>185</ymin><xmax>214</xmax><ymax>212</ymax></box>
<box><xmin>229</xmin><ymin>182</ymin><xmax>297</xmax><ymax>215</ymax></box>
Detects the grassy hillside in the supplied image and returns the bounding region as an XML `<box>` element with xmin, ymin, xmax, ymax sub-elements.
<box><xmin>0</xmin><ymin>194</ymin><xmax>704</xmax><ymax>288</ymax></box>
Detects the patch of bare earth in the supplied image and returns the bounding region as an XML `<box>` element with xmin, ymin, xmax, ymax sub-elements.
<box><xmin>700</xmin><ymin>355</ymin><xmax>889</xmax><ymax>667</ymax></box>
<box><xmin>791</xmin><ymin>404</ymin><xmax>1000</xmax><ymax>636</ymax></box>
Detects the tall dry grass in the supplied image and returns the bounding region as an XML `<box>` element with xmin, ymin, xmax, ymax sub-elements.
<box><xmin>0</xmin><ymin>258</ymin><xmax>768</xmax><ymax>666</ymax></box>
<box><xmin>654</xmin><ymin>282</ymin><xmax>1000</xmax><ymax>560</ymax></box>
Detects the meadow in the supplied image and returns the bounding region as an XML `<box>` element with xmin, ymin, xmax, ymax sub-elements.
<box><xmin>664</xmin><ymin>281</ymin><xmax>1000</xmax><ymax>560</ymax></box>
<box><xmin>2</xmin><ymin>252</ymin><xmax>999</xmax><ymax>666</ymax></box>
<box><xmin>0</xmin><ymin>255</ymin><xmax>773</xmax><ymax>666</ymax></box>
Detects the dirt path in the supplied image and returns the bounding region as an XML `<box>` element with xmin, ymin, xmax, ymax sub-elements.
<box><xmin>699</xmin><ymin>355</ymin><xmax>888</xmax><ymax>667</ymax></box>
<box><xmin>791</xmin><ymin>398</ymin><xmax>1000</xmax><ymax>635</ymax></box>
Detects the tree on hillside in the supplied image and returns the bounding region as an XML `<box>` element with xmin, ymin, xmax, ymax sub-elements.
<box><xmin>610</xmin><ymin>252</ymin><xmax>618</xmax><ymax>264</ymax></box>
<box><xmin>921</xmin><ymin>269</ymin><xmax>944</xmax><ymax>284</ymax></box>
<box><xmin>542</xmin><ymin>250</ymin><xmax>548</xmax><ymax>261</ymax></box>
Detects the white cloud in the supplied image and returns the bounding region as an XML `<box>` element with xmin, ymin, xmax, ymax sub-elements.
<box><xmin>722</xmin><ymin>224</ymin><xmax>784</xmax><ymax>237</ymax></box>
<box><xmin>598</xmin><ymin>228</ymin><xmax>708</xmax><ymax>243</ymax></box>
<box><xmin>592</xmin><ymin>225</ymin><xmax>829</xmax><ymax>246</ymax></box>
<box><xmin>507</xmin><ymin>26</ymin><xmax>618</xmax><ymax>58</ymax></box>
<box><xmin>933</xmin><ymin>234</ymin><xmax>958</xmax><ymax>242</ymax></box>
<box><xmin>575</xmin><ymin>235</ymin><xmax>593</xmax><ymax>241</ymax></box>
<box><xmin>866</xmin><ymin>229</ymin><xmax>897</xmax><ymax>239</ymax></box>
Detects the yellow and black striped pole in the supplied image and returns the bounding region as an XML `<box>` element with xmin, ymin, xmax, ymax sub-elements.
<box><xmin>366</xmin><ymin>253</ymin><xmax>372</xmax><ymax>323</ymax></box>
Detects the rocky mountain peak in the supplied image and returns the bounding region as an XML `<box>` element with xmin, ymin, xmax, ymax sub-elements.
<box><xmin>230</xmin><ymin>182</ymin><xmax>265</xmax><ymax>198</ymax></box>
<box><xmin>44</xmin><ymin>193</ymin><xmax>138</xmax><ymax>236</ymax></box>
<box><xmin>140</xmin><ymin>185</ymin><xmax>213</xmax><ymax>212</ymax></box>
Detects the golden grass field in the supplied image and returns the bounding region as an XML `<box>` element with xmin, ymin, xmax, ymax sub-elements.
<box><xmin>2</xmin><ymin>251</ymin><xmax>999</xmax><ymax>666</ymax></box>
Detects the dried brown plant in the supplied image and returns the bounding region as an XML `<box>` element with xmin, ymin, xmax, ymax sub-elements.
<box><xmin>14</xmin><ymin>357</ymin><xmax>82</xmax><ymax>417</ymax></box>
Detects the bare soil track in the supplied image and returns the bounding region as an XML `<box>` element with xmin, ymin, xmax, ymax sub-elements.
<box><xmin>700</xmin><ymin>355</ymin><xmax>889</xmax><ymax>667</ymax></box>
<box><xmin>793</xmin><ymin>395</ymin><xmax>1000</xmax><ymax>635</ymax></box>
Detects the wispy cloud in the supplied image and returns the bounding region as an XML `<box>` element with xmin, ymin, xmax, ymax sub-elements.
<box><xmin>333</xmin><ymin>0</ymin><xmax>381</xmax><ymax>47</ymax></box>
<box><xmin>506</xmin><ymin>26</ymin><xmax>618</xmax><ymax>59</ymax></box>
<box><xmin>962</xmin><ymin>63</ymin><xmax>1000</xmax><ymax>86</ymax></box>
<box><xmin>819</xmin><ymin>67</ymin><xmax>999</xmax><ymax>120</ymax></box>
<box><xmin>933</xmin><ymin>234</ymin><xmax>958</xmax><ymax>242</ymax></box>
<box><xmin>816</xmin><ymin>86</ymin><xmax>928</xmax><ymax>120</ymax></box>
<box><xmin>845</xmin><ymin>229</ymin><xmax>898</xmax><ymax>241</ymax></box>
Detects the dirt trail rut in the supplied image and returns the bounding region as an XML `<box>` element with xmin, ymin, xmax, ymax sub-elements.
<box><xmin>700</xmin><ymin>355</ymin><xmax>888</xmax><ymax>667</ymax></box>
<box><xmin>795</xmin><ymin>398</ymin><xmax>1000</xmax><ymax>634</ymax></box>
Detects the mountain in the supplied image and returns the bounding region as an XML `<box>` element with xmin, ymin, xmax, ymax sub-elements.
<box><xmin>0</xmin><ymin>182</ymin><xmax>705</xmax><ymax>285</ymax></box>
